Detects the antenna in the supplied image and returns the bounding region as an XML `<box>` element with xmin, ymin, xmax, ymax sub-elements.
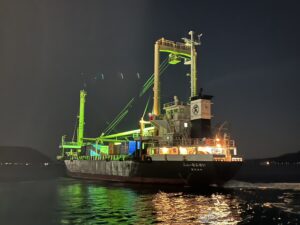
<box><xmin>197</xmin><ymin>33</ymin><xmax>203</xmax><ymax>45</ymax></box>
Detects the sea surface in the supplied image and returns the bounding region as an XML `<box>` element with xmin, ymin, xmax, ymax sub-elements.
<box><xmin>0</xmin><ymin>178</ymin><xmax>299</xmax><ymax>225</ymax></box>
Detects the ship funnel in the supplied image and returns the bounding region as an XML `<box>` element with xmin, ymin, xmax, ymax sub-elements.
<box><xmin>190</xmin><ymin>93</ymin><xmax>213</xmax><ymax>138</ymax></box>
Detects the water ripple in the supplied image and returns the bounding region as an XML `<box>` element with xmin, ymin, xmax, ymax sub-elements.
<box><xmin>0</xmin><ymin>179</ymin><xmax>299</xmax><ymax>224</ymax></box>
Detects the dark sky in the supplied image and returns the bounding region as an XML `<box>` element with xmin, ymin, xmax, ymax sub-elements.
<box><xmin>0</xmin><ymin>0</ymin><xmax>299</xmax><ymax>159</ymax></box>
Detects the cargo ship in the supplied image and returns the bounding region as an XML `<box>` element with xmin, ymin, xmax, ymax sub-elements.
<box><xmin>58</xmin><ymin>31</ymin><xmax>243</xmax><ymax>186</ymax></box>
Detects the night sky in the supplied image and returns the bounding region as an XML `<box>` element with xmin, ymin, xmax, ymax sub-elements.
<box><xmin>0</xmin><ymin>0</ymin><xmax>299</xmax><ymax>159</ymax></box>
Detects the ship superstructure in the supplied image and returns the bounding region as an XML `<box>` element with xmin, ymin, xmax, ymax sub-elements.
<box><xmin>58</xmin><ymin>31</ymin><xmax>242</xmax><ymax>186</ymax></box>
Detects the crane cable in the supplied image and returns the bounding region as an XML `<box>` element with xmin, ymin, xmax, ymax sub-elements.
<box><xmin>139</xmin><ymin>57</ymin><xmax>169</xmax><ymax>97</ymax></box>
<box><xmin>72</xmin><ymin>113</ymin><xmax>78</xmax><ymax>142</ymax></box>
<box><xmin>101</xmin><ymin>97</ymin><xmax>135</xmax><ymax>135</ymax></box>
<box><xmin>101</xmin><ymin>57</ymin><xmax>170</xmax><ymax>136</ymax></box>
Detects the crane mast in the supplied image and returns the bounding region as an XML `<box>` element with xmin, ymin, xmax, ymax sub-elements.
<box><xmin>77</xmin><ymin>90</ymin><xmax>86</xmax><ymax>146</ymax></box>
<box><xmin>153</xmin><ymin>31</ymin><xmax>201</xmax><ymax>116</ymax></box>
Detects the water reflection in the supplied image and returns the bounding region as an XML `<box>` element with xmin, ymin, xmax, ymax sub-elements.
<box><xmin>57</xmin><ymin>181</ymin><xmax>156</xmax><ymax>224</ymax></box>
<box><xmin>153</xmin><ymin>192</ymin><xmax>242</xmax><ymax>224</ymax></box>
<box><xmin>57</xmin><ymin>180</ymin><xmax>242</xmax><ymax>224</ymax></box>
<box><xmin>0</xmin><ymin>179</ymin><xmax>299</xmax><ymax>224</ymax></box>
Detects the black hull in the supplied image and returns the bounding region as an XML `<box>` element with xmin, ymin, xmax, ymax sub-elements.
<box><xmin>65</xmin><ymin>160</ymin><xmax>242</xmax><ymax>186</ymax></box>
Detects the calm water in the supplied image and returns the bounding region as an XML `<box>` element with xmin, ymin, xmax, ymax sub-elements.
<box><xmin>0</xmin><ymin>178</ymin><xmax>299</xmax><ymax>225</ymax></box>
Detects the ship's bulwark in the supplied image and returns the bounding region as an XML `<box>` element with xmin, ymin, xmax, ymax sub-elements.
<box><xmin>65</xmin><ymin>160</ymin><xmax>242</xmax><ymax>186</ymax></box>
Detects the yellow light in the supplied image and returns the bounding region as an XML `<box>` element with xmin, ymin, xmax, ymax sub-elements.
<box><xmin>216</xmin><ymin>144</ymin><xmax>221</xmax><ymax>148</ymax></box>
<box><xmin>197</xmin><ymin>146</ymin><xmax>204</xmax><ymax>151</ymax></box>
<box><xmin>205</xmin><ymin>146</ymin><xmax>212</xmax><ymax>153</ymax></box>
<box><xmin>216</xmin><ymin>138</ymin><xmax>220</xmax><ymax>142</ymax></box>
<box><xmin>161</xmin><ymin>147</ymin><xmax>168</xmax><ymax>154</ymax></box>
<box><xmin>198</xmin><ymin>146</ymin><xmax>212</xmax><ymax>154</ymax></box>
<box><xmin>179</xmin><ymin>147</ymin><xmax>187</xmax><ymax>155</ymax></box>
<box><xmin>114</xmin><ymin>142</ymin><xmax>122</xmax><ymax>145</ymax></box>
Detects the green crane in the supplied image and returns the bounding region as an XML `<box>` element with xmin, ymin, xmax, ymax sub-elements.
<box><xmin>77</xmin><ymin>90</ymin><xmax>87</xmax><ymax>146</ymax></box>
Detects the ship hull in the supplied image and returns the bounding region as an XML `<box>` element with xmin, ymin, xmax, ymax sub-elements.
<box><xmin>65</xmin><ymin>160</ymin><xmax>242</xmax><ymax>186</ymax></box>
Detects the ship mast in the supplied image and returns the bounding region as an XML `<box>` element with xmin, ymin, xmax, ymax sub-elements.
<box><xmin>153</xmin><ymin>41</ymin><xmax>161</xmax><ymax>116</ymax></box>
<box><xmin>182</xmin><ymin>31</ymin><xmax>202</xmax><ymax>98</ymax></box>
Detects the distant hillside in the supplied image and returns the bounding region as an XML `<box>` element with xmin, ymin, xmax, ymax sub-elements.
<box><xmin>235</xmin><ymin>151</ymin><xmax>300</xmax><ymax>182</ymax></box>
<box><xmin>269</xmin><ymin>151</ymin><xmax>300</xmax><ymax>162</ymax></box>
<box><xmin>249</xmin><ymin>151</ymin><xmax>300</xmax><ymax>162</ymax></box>
<box><xmin>0</xmin><ymin>146</ymin><xmax>52</xmax><ymax>163</ymax></box>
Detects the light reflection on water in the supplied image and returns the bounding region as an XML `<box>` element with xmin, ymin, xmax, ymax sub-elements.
<box><xmin>55</xmin><ymin>179</ymin><xmax>300</xmax><ymax>225</ymax></box>
<box><xmin>56</xmin><ymin>180</ymin><xmax>243</xmax><ymax>224</ymax></box>
<box><xmin>58</xmin><ymin>182</ymin><xmax>155</xmax><ymax>224</ymax></box>
<box><xmin>153</xmin><ymin>192</ymin><xmax>242</xmax><ymax>224</ymax></box>
<box><xmin>0</xmin><ymin>178</ymin><xmax>300</xmax><ymax>225</ymax></box>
